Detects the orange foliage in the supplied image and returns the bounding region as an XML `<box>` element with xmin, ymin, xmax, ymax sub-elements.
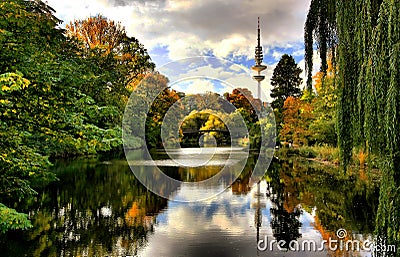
<box><xmin>66</xmin><ymin>14</ymin><xmax>126</xmax><ymax>54</ymax></box>
<box><xmin>280</xmin><ymin>96</ymin><xmax>314</xmax><ymax>145</ymax></box>
<box><xmin>226</xmin><ymin>88</ymin><xmax>257</xmax><ymax>111</ymax></box>
<box><xmin>125</xmin><ymin>202</ymin><xmax>144</xmax><ymax>220</ymax></box>
<box><xmin>125</xmin><ymin>201</ymin><xmax>155</xmax><ymax>228</ymax></box>
<box><xmin>313</xmin><ymin>216</ymin><xmax>355</xmax><ymax>257</ymax></box>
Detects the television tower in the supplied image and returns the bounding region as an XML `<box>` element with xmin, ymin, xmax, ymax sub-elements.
<box><xmin>252</xmin><ymin>17</ymin><xmax>267</xmax><ymax>99</ymax></box>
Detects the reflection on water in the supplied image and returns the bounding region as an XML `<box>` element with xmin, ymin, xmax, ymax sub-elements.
<box><xmin>127</xmin><ymin>147</ymin><xmax>250</xmax><ymax>202</ymax></box>
<box><xmin>0</xmin><ymin>149</ymin><xmax>380</xmax><ymax>257</ymax></box>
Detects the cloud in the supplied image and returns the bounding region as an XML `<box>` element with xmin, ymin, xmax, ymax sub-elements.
<box><xmin>272</xmin><ymin>50</ymin><xmax>284</xmax><ymax>60</ymax></box>
<box><xmin>105</xmin><ymin>0</ymin><xmax>167</xmax><ymax>7</ymax></box>
<box><xmin>48</xmin><ymin>0</ymin><xmax>311</xmax><ymax>64</ymax></box>
<box><xmin>156</xmin><ymin>57</ymin><xmax>273</xmax><ymax>100</ymax></box>
<box><xmin>172</xmin><ymin>79</ymin><xmax>216</xmax><ymax>95</ymax></box>
<box><xmin>297</xmin><ymin>49</ymin><xmax>321</xmax><ymax>90</ymax></box>
<box><xmin>46</xmin><ymin>0</ymin><xmax>314</xmax><ymax>99</ymax></box>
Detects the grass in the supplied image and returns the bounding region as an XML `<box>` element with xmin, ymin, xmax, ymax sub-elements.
<box><xmin>276</xmin><ymin>144</ymin><xmax>381</xmax><ymax>169</ymax></box>
<box><xmin>276</xmin><ymin>145</ymin><xmax>340</xmax><ymax>164</ymax></box>
<box><xmin>295</xmin><ymin>145</ymin><xmax>340</xmax><ymax>164</ymax></box>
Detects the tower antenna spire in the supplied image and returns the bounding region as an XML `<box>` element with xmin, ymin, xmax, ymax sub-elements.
<box><xmin>252</xmin><ymin>17</ymin><xmax>267</xmax><ymax>99</ymax></box>
<box><xmin>258</xmin><ymin>18</ymin><xmax>260</xmax><ymax>44</ymax></box>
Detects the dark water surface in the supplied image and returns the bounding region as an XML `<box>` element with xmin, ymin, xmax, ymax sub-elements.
<box><xmin>1</xmin><ymin>149</ymin><xmax>380</xmax><ymax>257</ymax></box>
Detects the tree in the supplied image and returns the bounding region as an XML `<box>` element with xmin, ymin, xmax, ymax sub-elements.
<box><xmin>200</xmin><ymin>113</ymin><xmax>229</xmax><ymax>146</ymax></box>
<box><xmin>66</xmin><ymin>15</ymin><xmax>126</xmax><ymax>54</ymax></box>
<box><xmin>270</xmin><ymin>54</ymin><xmax>303</xmax><ymax>134</ymax></box>
<box><xmin>304</xmin><ymin>0</ymin><xmax>400</xmax><ymax>250</ymax></box>
<box><xmin>308</xmin><ymin>58</ymin><xmax>337</xmax><ymax>146</ymax></box>
<box><xmin>280</xmin><ymin>96</ymin><xmax>313</xmax><ymax>146</ymax></box>
<box><xmin>143</xmin><ymin>74</ymin><xmax>181</xmax><ymax>148</ymax></box>
<box><xmin>304</xmin><ymin>0</ymin><xmax>337</xmax><ymax>90</ymax></box>
<box><xmin>0</xmin><ymin>0</ymin><xmax>66</xmax><ymax>232</ymax></box>
<box><xmin>66</xmin><ymin>15</ymin><xmax>154</xmax><ymax>80</ymax></box>
<box><xmin>66</xmin><ymin>15</ymin><xmax>155</xmax><ymax>117</ymax></box>
<box><xmin>0</xmin><ymin>73</ymin><xmax>53</xmax><ymax>233</ymax></box>
<box><xmin>0</xmin><ymin>0</ymin><xmax>155</xmax><ymax>233</ymax></box>
<box><xmin>270</xmin><ymin>55</ymin><xmax>303</xmax><ymax>113</ymax></box>
<box><xmin>267</xmin><ymin>162</ymin><xmax>302</xmax><ymax>249</ymax></box>
<box><xmin>225</xmin><ymin>88</ymin><xmax>261</xmax><ymax>149</ymax></box>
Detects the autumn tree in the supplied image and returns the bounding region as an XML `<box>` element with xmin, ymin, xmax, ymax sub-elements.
<box><xmin>280</xmin><ymin>97</ymin><xmax>313</xmax><ymax>146</ymax></box>
<box><xmin>66</xmin><ymin>14</ymin><xmax>126</xmax><ymax>54</ymax></box>
<box><xmin>66</xmin><ymin>14</ymin><xmax>154</xmax><ymax>78</ymax></box>
<box><xmin>225</xmin><ymin>88</ymin><xmax>261</xmax><ymax>149</ymax></box>
<box><xmin>191</xmin><ymin>91</ymin><xmax>224</xmax><ymax>110</ymax></box>
<box><xmin>66</xmin><ymin>15</ymin><xmax>155</xmax><ymax>112</ymax></box>
<box><xmin>140</xmin><ymin>73</ymin><xmax>182</xmax><ymax>148</ymax></box>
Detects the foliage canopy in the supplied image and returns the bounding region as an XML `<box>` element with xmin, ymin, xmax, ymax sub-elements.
<box><xmin>305</xmin><ymin>0</ymin><xmax>400</xmax><ymax>249</ymax></box>
<box><xmin>0</xmin><ymin>0</ymin><xmax>155</xmax><ymax>233</ymax></box>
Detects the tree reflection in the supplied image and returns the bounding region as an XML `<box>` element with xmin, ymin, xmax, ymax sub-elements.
<box><xmin>267</xmin><ymin>161</ymin><xmax>302</xmax><ymax>248</ymax></box>
<box><xmin>265</xmin><ymin>157</ymin><xmax>380</xmax><ymax>254</ymax></box>
<box><xmin>0</xmin><ymin>154</ymin><xmax>381</xmax><ymax>256</ymax></box>
<box><xmin>231</xmin><ymin>153</ymin><xmax>257</xmax><ymax>195</ymax></box>
<box><xmin>0</xmin><ymin>159</ymin><xmax>168</xmax><ymax>257</ymax></box>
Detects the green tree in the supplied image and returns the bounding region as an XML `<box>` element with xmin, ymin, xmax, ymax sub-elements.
<box><xmin>0</xmin><ymin>0</ymin><xmax>66</xmax><ymax>232</ymax></box>
<box><xmin>0</xmin><ymin>0</ymin><xmax>123</xmax><ymax>157</ymax></box>
<box><xmin>270</xmin><ymin>54</ymin><xmax>303</xmax><ymax>138</ymax></box>
<box><xmin>0</xmin><ymin>73</ymin><xmax>52</xmax><ymax>233</ymax></box>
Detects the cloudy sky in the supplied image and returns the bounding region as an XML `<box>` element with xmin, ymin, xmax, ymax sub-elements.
<box><xmin>47</xmin><ymin>0</ymin><xmax>317</xmax><ymax>98</ymax></box>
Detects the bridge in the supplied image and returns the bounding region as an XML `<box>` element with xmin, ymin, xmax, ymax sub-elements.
<box><xmin>181</xmin><ymin>128</ymin><xmax>231</xmax><ymax>147</ymax></box>
<box><xmin>182</xmin><ymin>129</ymin><xmax>230</xmax><ymax>135</ymax></box>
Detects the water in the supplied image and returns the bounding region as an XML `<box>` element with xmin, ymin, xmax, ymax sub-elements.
<box><xmin>1</xmin><ymin>148</ymin><xmax>380</xmax><ymax>257</ymax></box>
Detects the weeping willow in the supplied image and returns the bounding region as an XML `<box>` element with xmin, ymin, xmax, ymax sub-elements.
<box><xmin>305</xmin><ymin>0</ymin><xmax>400</xmax><ymax>252</ymax></box>
<box><xmin>304</xmin><ymin>0</ymin><xmax>337</xmax><ymax>91</ymax></box>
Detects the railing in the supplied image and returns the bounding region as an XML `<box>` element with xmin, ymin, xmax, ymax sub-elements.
<box><xmin>181</xmin><ymin>129</ymin><xmax>229</xmax><ymax>134</ymax></box>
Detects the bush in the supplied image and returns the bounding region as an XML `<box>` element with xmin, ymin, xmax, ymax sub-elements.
<box><xmin>0</xmin><ymin>203</ymin><xmax>32</xmax><ymax>233</ymax></box>
<box><xmin>298</xmin><ymin>146</ymin><xmax>317</xmax><ymax>158</ymax></box>
<box><xmin>295</xmin><ymin>145</ymin><xmax>339</xmax><ymax>164</ymax></box>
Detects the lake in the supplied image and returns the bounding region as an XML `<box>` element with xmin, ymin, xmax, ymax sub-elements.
<box><xmin>0</xmin><ymin>148</ymin><xmax>380</xmax><ymax>257</ymax></box>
